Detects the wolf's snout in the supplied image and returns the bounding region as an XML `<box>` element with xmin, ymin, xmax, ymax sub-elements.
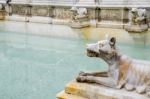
<box><xmin>86</xmin><ymin>44</ymin><xmax>91</xmax><ymax>50</ymax></box>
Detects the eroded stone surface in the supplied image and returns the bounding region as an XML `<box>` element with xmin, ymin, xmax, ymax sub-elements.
<box><xmin>57</xmin><ymin>91</ymin><xmax>87</xmax><ymax>99</ymax></box>
<box><xmin>70</xmin><ymin>7</ymin><xmax>89</xmax><ymax>28</ymax></box>
<box><xmin>125</xmin><ymin>8</ymin><xmax>149</xmax><ymax>32</ymax></box>
<box><xmin>60</xmin><ymin>80</ymin><xmax>149</xmax><ymax>99</ymax></box>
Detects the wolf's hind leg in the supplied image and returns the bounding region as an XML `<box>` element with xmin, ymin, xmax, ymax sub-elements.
<box><xmin>79</xmin><ymin>71</ymin><xmax>108</xmax><ymax>77</ymax></box>
<box><xmin>76</xmin><ymin>75</ymin><xmax>117</xmax><ymax>88</ymax></box>
<box><xmin>136</xmin><ymin>85</ymin><xmax>146</xmax><ymax>94</ymax></box>
<box><xmin>146</xmin><ymin>86</ymin><xmax>150</xmax><ymax>97</ymax></box>
<box><xmin>116</xmin><ymin>80</ymin><xmax>126</xmax><ymax>89</ymax></box>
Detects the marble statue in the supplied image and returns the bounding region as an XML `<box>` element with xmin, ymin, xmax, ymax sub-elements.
<box><xmin>70</xmin><ymin>6</ymin><xmax>89</xmax><ymax>28</ymax></box>
<box><xmin>125</xmin><ymin>8</ymin><xmax>149</xmax><ymax>32</ymax></box>
<box><xmin>77</xmin><ymin>37</ymin><xmax>150</xmax><ymax>97</ymax></box>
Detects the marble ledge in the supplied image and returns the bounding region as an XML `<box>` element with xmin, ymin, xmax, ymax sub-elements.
<box><xmin>57</xmin><ymin>80</ymin><xmax>150</xmax><ymax>99</ymax></box>
<box><xmin>0</xmin><ymin>1</ymin><xmax>150</xmax><ymax>8</ymax></box>
<box><xmin>0</xmin><ymin>2</ymin><xmax>148</xmax><ymax>8</ymax></box>
<box><xmin>0</xmin><ymin>1</ymin><xmax>6</xmax><ymax>4</ymax></box>
<box><xmin>57</xmin><ymin>91</ymin><xmax>87</xmax><ymax>99</ymax></box>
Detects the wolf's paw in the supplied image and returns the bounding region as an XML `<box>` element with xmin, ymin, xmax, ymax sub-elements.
<box><xmin>146</xmin><ymin>91</ymin><xmax>150</xmax><ymax>98</ymax></box>
<box><xmin>76</xmin><ymin>76</ymin><xmax>86</xmax><ymax>82</ymax></box>
<box><xmin>79</xmin><ymin>71</ymin><xmax>87</xmax><ymax>76</ymax></box>
<box><xmin>146</xmin><ymin>86</ymin><xmax>150</xmax><ymax>97</ymax></box>
<box><xmin>116</xmin><ymin>80</ymin><xmax>126</xmax><ymax>89</ymax></box>
<box><xmin>125</xmin><ymin>83</ymin><xmax>134</xmax><ymax>91</ymax></box>
<box><xmin>136</xmin><ymin>85</ymin><xmax>146</xmax><ymax>94</ymax></box>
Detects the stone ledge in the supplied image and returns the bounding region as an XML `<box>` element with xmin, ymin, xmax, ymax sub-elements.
<box><xmin>5</xmin><ymin>15</ymin><xmax>28</xmax><ymax>22</ymax></box>
<box><xmin>52</xmin><ymin>19</ymin><xmax>70</xmax><ymax>25</ymax></box>
<box><xmin>97</xmin><ymin>21</ymin><xmax>125</xmax><ymax>29</ymax></box>
<box><xmin>8</xmin><ymin>2</ymin><xmax>150</xmax><ymax>8</ymax></box>
<box><xmin>0</xmin><ymin>1</ymin><xmax>6</xmax><ymax>4</ymax></box>
<box><xmin>62</xmin><ymin>80</ymin><xmax>149</xmax><ymax>99</ymax></box>
<box><xmin>29</xmin><ymin>16</ymin><xmax>52</xmax><ymax>24</ymax></box>
<box><xmin>57</xmin><ymin>91</ymin><xmax>87</xmax><ymax>99</ymax></box>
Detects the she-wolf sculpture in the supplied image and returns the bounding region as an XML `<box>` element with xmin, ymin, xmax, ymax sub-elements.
<box><xmin>77</xmin><ymin>37</ymin><xmax>150</xmax><ymax>97</ymax></box>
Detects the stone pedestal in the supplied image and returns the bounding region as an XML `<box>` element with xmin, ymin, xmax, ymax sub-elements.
<box><xmin>125</xmin><ymin>24</ymin><xmax>149</xmax><ymax>33</ymax></box>
<box><xmin>0</xmin><ymin>10</ymin><xmax>5</xmax><ymax>20</ymax></box>
<box><xmin>57</xmin><ymin>80</ymin><xmax>149</xmax><ymax>99</ymax></box>
<box><xmin>70</xmin><ymin>17</ymin><xmax>90</xmax><ymax>28</ymax></box>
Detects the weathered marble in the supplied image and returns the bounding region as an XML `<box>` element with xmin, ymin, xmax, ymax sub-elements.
<box><xmin>31</xmin><ymin>5</ymin><xmax>49</xmax><ymax>16</ymax></box>
<box><xmin>57</xmin><ymin>91</ymin><xmax>87</xmax><ymax>99</ymax></box>
<box><xmin>28</xmin><ymin>16</ymin><xmax>52</xmax><ymax>23</ymax></box>
<box><xmin>100</xmin><ymin>8</ymin><xmax>123</xmax><ymax>21</ymax></box>
<box><xmin>77</xmin><ymin>0</ymin><xmax>95</xmax><ymax>4</ymax></box>
<box><xmin>53</xmin><ymin>7</ymin><xmax>72</xmax><ymax>19</ymax></box>
<box><xmin>87</xmin><ymin>8</ymin><xmax>96</xmax><ymax>19</ymax></box>
<box><xmin>5</xmin><ymin>15</ymin><xmax>28</xmax><ymax>22</ymax></box>
<box><xmin>0</xmin><ymin>10</ymin><xmax>5</xmax><ymax>20</ymax></box>
<box><xmin>125</xmin><ymin>8</ymin><xmax>149</xmax><ymax>32</ymax></box>
<box><xmin>0</xmin><ymin>1</ymin><xmax>150</xmax><ymax>28</ymax></box>
<box><xmin>0</xmin><ymin>7</ymin><xmax>5</xmax><ymax>20</ymax></box>
<box><xmin>57</xmin><ymin>80</ymin><xmax>149</xmax><ymax>99</ymax></box>
<box><xmin>70</xmin><ymin>7</ymin><xmax>89</xmax><ymax>28</ymax></box>
<box><xmin>11</xmin><ymin>5</ymin><xmax>27</xmax><ymax>15</ymax></box>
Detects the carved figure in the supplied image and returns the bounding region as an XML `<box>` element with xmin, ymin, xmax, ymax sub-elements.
<box><xmin>77</xmin><ymin>37</ymin><xmax>150</xmax><ymax>97</ymax></box>
<box><xmin>125</xmin><ymin>8</ymin><xmax>149</xmax><ymax>32</ymax></box>
<box><xmin>130</xmin><ymin>8</ymin><xmax>147</xmax><ymax>25</ymax></box>
<box><xmin>70</xmin><ymin>7</ymin><xmax>89</xmax><ymax>28</ymax></box>
<box><xmin>70</xmin><ymin>7</ymin><xmax>87</xmax><ymax>22</ymax></box>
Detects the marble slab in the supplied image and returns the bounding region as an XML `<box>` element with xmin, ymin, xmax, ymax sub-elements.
<box><xmin>57</xmin><ymin>80</ymin><xmax>150</xmax><ymax>99</ymax></box>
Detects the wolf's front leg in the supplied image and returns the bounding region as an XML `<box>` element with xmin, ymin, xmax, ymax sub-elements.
<box><xmin>76</xmin><ymin>75</ymin><xmax>117</xmax><ymax>88</ymax></box>
<box><xmin>79</xmin><ymin>71</ymin><xmax>108</xmax><ymax>77</ymax></box>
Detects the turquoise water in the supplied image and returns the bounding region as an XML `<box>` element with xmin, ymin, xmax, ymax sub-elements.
<box><xmin>0</xmin><ymin>26</ymin><xmax>150</xmax><ymax>99</ymax></box>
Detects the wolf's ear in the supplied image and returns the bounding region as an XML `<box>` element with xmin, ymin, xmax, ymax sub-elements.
<box><xmin>109</xmin><ymin>37</ymin><xmax>116</xmax><ymax>47</ymax></box>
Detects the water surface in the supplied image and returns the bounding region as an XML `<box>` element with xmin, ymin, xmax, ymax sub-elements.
<box><xmin>0</xmin><ymin>21</ymin><xmax>150</xmax><ymax>99</ymax></box>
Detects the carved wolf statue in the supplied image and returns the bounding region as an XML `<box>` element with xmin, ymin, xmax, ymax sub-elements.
<box><xmin>70</xmin><ymin>7</ymin><xmax>88</xmax><ymax>20</ymax></box>
<box><xmin>76</xmin><ymin>37</ymin><xmax>150</xmax><ymax>97</ymax></box>
<box><xmin>125</xmin><ymin>8</ymin><xmax>149</xmax><ymax>32</ymax></box>
<box><xmin>70</xmin><ymin>7</ymin><xmax>89</xmax><ymax>28</ymax></box>
<box><xmin>130</xmin><ymin>8</ymin><xmax>147</xmax><ymax>25</ymax></box>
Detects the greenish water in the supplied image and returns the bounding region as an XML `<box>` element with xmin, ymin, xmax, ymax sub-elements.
<box><xmin>0</xmin><ymin>24</ymin><xmax>150</xmax><ymax>99</ymax></box>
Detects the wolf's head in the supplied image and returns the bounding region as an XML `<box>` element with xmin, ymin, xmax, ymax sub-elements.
<box><xmin>131</xmin><ymin>8</ymin><xmax>138</xmax><ymax>14</ymax></box>
<box><xmin>86</xmin><ymin>37</ymin><xmax>117</xmax><ymax>63</ymax></box>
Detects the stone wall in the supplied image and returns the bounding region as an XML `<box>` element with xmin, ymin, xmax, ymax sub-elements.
<box><xmin>100</xmin><ymin>8</ymin><xmax>123</xmax><ymax>21</ymax></box>
<box><xmin>0</xmin><ymin>0</ymin><xmax>150</xmax><ymax>28</ymax></box>
<box><xmin>31</xmin><ymin>5</ymin><xmax>51</xmax><ymax>17</ymax></box>
<box><xmin>11</xmin><ymin>5</ymin><xmax>27</xmax><ymax>16</ymax></box>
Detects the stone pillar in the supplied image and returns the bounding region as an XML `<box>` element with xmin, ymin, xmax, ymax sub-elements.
<box><xmin>122</xmin><ymin>8</ymin><xmax>129</xmax><ymax>23</ymax></box>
